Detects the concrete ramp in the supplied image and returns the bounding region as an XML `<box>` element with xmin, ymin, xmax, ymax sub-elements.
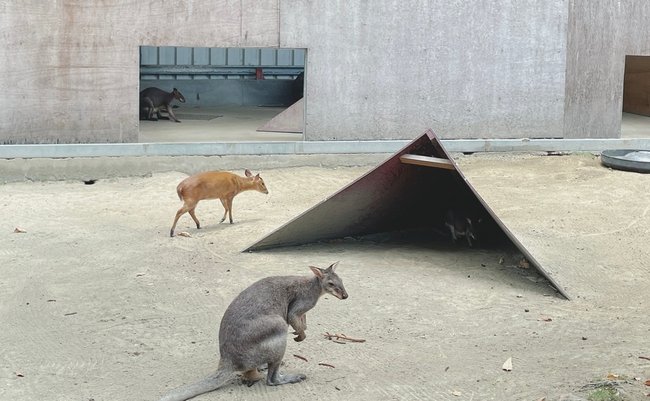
<box><xmin>256</xmin><ymin>98</ymin><xmax>304</xmax><ymax>133</ymax></box>
<box><xmin>245</xmin><ymin>129</ymin><xmax>568</xmax><ymax>299</ymax></box>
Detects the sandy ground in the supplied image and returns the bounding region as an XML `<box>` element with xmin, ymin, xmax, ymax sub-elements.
<box><xmin>1</xmin><ymin>153</ymin><xmax>649</xmax><ymax>401</ymax></box>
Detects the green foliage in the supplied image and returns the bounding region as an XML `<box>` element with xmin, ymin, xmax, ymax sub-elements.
<box><xmin>587</xmin><ymin>385</ymin><xmax>623</xmax><ymax>401</ymax></box>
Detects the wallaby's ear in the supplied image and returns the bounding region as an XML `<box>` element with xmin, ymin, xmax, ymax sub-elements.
<box><xmin>244</xmin><ymin>169</ymin><xmax>252</xmax><ymax>177</ymax></box>
<box><xmin>309</xmin><ymin>266</ymin><xmax>324</xmax><ymax>279</ymax></box>
<box><xmin>326</xmin><ymin>261</ymin><xmax>339</xmax><ymax>272</ymax></box>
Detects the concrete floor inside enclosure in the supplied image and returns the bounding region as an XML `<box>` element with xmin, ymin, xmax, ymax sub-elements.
<box><xmin>139</xmin><ymin>107</ymin><xmax>650</xmax><ymax>143</ymax></box>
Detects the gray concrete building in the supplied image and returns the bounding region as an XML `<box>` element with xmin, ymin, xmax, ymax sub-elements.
<box><xmin>1</xmin><ymin>1</ymin><xmax>648</xmax><ymax>144</ymax></box>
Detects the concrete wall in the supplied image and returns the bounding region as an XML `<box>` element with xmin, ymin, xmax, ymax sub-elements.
<box><xmin>564</xmin><ymin>0</ymin><xmax>650</xmax><ymax>138</ymax></box>
<box><xmin>4</xmin><ymin>1</ymin><xmax>648</xmax><ymax>143</ymax></box>
<box><xmin>0</xmin><ymin>0</ymin><xmax>279</xmax><ymax>144</ymax></box>
<box><xmin>283</xmin><ymin>0</ymin><xmax>568</xmax><ymax>140</ymax></box>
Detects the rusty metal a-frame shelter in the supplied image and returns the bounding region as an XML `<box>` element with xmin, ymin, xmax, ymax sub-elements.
<box><xmin>245</xmin><ymin>129</ymin><xmax>568</xmax><ymax>299</ymax></box>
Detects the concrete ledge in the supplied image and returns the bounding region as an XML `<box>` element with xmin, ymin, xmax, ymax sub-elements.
<box><xmin>1</xmin><ymin>138</ymin><xmax>650</xmax><ymax>159</ymax></box>
<box><xmin>0</xmin><ymin>154</ymin><xmax>389</xmax><ymax>184</ymax></box>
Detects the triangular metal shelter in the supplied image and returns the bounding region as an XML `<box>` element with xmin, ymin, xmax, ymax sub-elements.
<box><xmin>245</xmin><ymin>130</ymin><xmax>568</xmax><ymax>299</ymax></box>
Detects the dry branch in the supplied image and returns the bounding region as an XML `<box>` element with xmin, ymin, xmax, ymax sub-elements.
<box><xmin>323</xmin><ymin>332</ymin><xmax>366</xmax><ymax>343</ymax></box>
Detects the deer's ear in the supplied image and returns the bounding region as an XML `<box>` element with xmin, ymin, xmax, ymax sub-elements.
<box><xmin>309</xmin><ymin>266</ymin><xmax>324</xmax><ymax>278</ymax></box>
<box><xmin>244</xmin><ymin>169</ymin><xmax>252</xmax><ymax>177</ymax></box>
<box><xmin>326</xmin><ymin>261</ymin><xmax>339</xmax><ymax>272</ymax></box>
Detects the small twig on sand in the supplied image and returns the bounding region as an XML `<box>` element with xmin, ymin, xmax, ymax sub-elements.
<box><xmin>639</xmin><ymin>356</ymin><xmax>650</xmax><ymax>361</ymax></box>
<box><xmin>293</xmin><ymin>354</ymin><xmax>308</xmax><ymax>362</ymax></box>
<box><xmin>323</xmin><ymin>332</ymin><xmax>366</xmax><ymax>343</ymax></box>
<box><xmin>318</xmin><ymin>363</ymin><xmax>335</xmax><ymax>368</ymax></box>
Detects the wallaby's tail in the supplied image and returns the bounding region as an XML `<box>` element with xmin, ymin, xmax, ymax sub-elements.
<box><xmin>158</xmin><ymin>369</ymin><xmax>236</xmax><ymax>401</ymax></box>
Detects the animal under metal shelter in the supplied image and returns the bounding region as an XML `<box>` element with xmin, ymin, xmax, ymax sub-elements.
<box><xmin>245</xmin><ymin>130</ymin><xmax>569</xmax><ymax>299</ymax></box>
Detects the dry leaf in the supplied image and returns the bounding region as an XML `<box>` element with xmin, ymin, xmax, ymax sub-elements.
<box><xmin>451</xmin><ymin>390</ymin><xmax>462</xmax><ymax>396</ymax></box>
<box><xmin>518</xmin><ymin>258</ymin><xmax>530</xmax><ymax>269</ymax></box>
<box><xmin>606</xmin><ymin>373</ymin><xmax>620</xmax><ymax>381</ymax></box>
<box><xmin>536</xmin><ymin>398</ymin><xmax>546</xmax><ymax>401</ymax></box>
<box><xmin>644</xmin><ymin>379</ymin><xmax>650</xmax><ymax>386</ymax></box>
<box><xmin>13</xmin><ymin>227</ymin><xmax>26</xmax><ymax>233</ymax></box>
<box><xmin>177</xmin><ymin>231</ymin><xmax>192</xmax><ymax>237</ymax></box>
<box><xmin>498</xmin><ymin>257</ymin><xmax>504</xmax><ymax>264</ymax></box>
<box><xmin>538</xmin><ymin>316</ymin><xmax>553</xmax><ymax>322</ymax></box>
<box><xmin>502</xmin><ymin>357</ymin><xmax>513</xmax><ymax>371</ymax></box>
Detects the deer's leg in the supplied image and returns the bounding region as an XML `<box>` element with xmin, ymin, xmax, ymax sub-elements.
<box><xmin>226</xmin><ymin>197</ymin><xmax>234</xmax><ymax>224</ymax></box>
<box><xmin>219</xmin><ymin>199</ymin><xmax>228</xmax><ymax>223</ymax></box>
<box><xmin>188</xmin><ymin>207</ymin><xmax>200</xmax><ymax>229</ymax></box>
<box><xmin>170</xmin><ymin>200</ymin><xmax>197</xmax><ymax>237</ymax></box>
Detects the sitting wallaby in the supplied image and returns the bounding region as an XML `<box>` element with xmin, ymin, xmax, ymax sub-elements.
<box><xmin>445</xmin><ymin>209</ymin><xmax>480</xmax><ymax>247</ymax></box>
<box><xmin>140</xmin><ymin>87</ymin><xmax>186</xmax><ymax>122</ymax></box>
<box><xmin>157</xmin><ymin>262</ymin><xmax>348</xmax><ymax>401</ymax></box>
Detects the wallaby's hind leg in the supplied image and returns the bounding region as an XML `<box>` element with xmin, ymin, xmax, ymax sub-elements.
<box><xmin>241</xmin><ymin>368</ymin><xmax>264</xmax><ymax>387</ymax></box>
<box><xmin>266</xmin><ymin>361</ymin><xmax>306</xmax><ymax>386</ymax></box>
<box><xmin>143</xmin><ymin>97</ymin><xmax>156</xmax><ymax>120</ymax></box>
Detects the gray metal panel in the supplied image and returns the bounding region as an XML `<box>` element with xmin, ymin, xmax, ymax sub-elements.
<box><xmin>276</xmin><ymin>49</ymin><xmax>293</xmax><ymax>65</ymax></box>
<box><xmin>210</xmin><ymin>48</ymin><xmax>228</xmax><ymax>65</ymax></box>
<box><xmin>244</xmin><ymin>48</ymin><xmax>260</xmax><ymax>65</ymax></box>
<box><xmin>140</xmin><ymin>47</ymin><xmax>158</xmax><ymax>64</ymax></box>
<box><xmin>141</xmin><ymin>47</ymin><xmax>305</xmax><ymax>80</ymax></box>
<box><xmin>226</xmin><ymin>48</ymin><xmax>244</xmax><ymax>66</ymax></box>
<box><xmin>293</xmin><ymin>49</ymin><xmax>306</xmax><ymax>66</ymax></box>
<box><xmin>193</xmin><ymin>48</ymin><xmax>210</xmax><ymax>65</ymax></box>
<box><xmin>261</xmin><ymin>48</ymin><xmax>277</xmax><ymax>65</ymax></box>
<box><xmin>176</xmin><ymin>48</ymin><xmax>192</xmax><ymax>64</ymax></box>
<box><xmin>175</xmin><ymin>48</ymin><xmax>193</xmax><ymax>80</ymax></box>
<box><xmin>159</xmin><ymin>47</ymin><xmax>176</xmax><ymax>64</ymax></box>
<box><xmin>193</xmin><ymin>48</ymin><xmax>210</xmax><ymax>79</ymax></box>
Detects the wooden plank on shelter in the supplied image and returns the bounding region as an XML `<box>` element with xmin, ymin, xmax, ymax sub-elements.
<box><xmin>399</xmin><ymin>154</ymin><xmax>454</xmax><ymax>170</ymax></box>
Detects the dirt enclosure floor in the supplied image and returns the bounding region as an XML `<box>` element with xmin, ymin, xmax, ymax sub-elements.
<box><xmin>1</xmin><ymin>153</ymin><xmax>649</xmax><ymax>401</ymax></box>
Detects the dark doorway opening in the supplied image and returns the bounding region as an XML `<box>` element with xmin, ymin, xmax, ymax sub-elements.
<box><xmin>138</xmin><ymin>46</ymin><xmax>305</xmax><ymax>143</ymax></box>
<box><xmin>622</xmin><ymin>55</ymin><xmax>650</xmax><ymax>138</ymax></box>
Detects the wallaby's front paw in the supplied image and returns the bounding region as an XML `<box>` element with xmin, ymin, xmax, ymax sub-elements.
<box><xmin>293</xmin><ymin>331</ymin><xmax>306</xmax><ymax>342</ymax></box>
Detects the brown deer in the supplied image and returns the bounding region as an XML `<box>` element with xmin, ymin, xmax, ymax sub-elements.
<box><xmin>170</xmin><ymin>169</ymin><xmax>268</xmax><ymax>237</ymax></box>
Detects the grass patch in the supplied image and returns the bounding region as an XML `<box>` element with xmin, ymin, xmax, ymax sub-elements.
<box><xmin>587</xmin><ymin>384</ymin><xmax>624</xmax><ymax>401</ymax></box>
